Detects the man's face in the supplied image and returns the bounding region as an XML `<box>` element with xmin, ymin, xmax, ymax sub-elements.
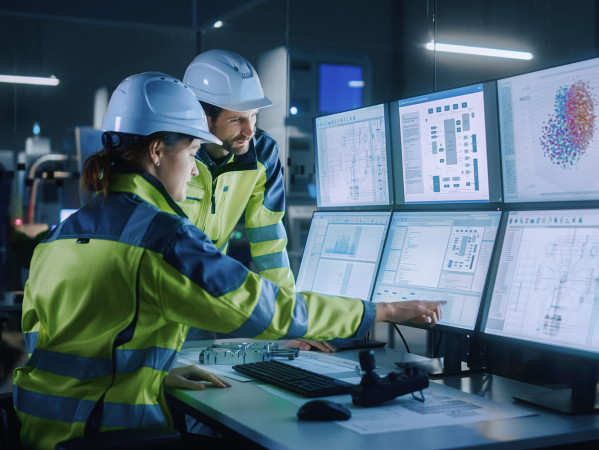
<box><xmin>207</xmin><ymin>109</ymin><xmax>258</xmax><ymax>156</ymax></box>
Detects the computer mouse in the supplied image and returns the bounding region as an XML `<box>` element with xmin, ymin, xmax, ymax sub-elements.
<box><xmin>297</xmin><ymin>399</ymin><xmax>351</xmax><ymax>421</ymax></box>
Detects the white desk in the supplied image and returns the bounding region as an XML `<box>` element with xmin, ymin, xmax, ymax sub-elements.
<box><xmin>166</xmin><ymin>340</ymin><xmax>599</xmax><ymax>449</ymax></box>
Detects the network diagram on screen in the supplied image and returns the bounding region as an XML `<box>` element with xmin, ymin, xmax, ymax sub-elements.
<box><xmin>484</xmin><ymin>209</ymin><xmax>599</xmax><ymax>354</ymax></box>
<box><xmin>398</xmin><ymin>84</ymin><xmax>490</xmax><ymax>203</ymax></box>
<box><xmin>498</xmin><ymin>58</ymin><xmax>599</xmax><ymax>202</ymax></box>
<box><xmin>371</xmin><ymin>211</ymin><xmax>501</xmax><ymax>330</ymax></box>
<box><xmin>315</xmin><ymin>104</ymin><xmax>391</xmax><ymax>207</ymax></box>
<box><xmin>295</xmin><ymin>211</ymin><xmax>391</xmax><ymax>300</ymax></box>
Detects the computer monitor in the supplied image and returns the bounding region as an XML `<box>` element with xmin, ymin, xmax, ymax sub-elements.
<box><xmin>391</xmin><ymin>82</ymin><xmax>502</xmax><ymax>206</ymax></box>
<box><xmin>497</xmin><ymin>57</ymin><xmax>599</xmax><ymax>203</ymax></box>
<box><xmin>296</xmin><ymin>211</ymin><xmax>391</xmax><ymax>301</ymax></box>
<box><xmin>314</xmin><ymin>104</ymin><xmax>393</xmax><ymax>208</ymax></box>
<box><xmin>372</xmin><ymin>210</ymin><xmax>502</xmax><ymax>375</ymax></box>
<box><xmin>481</xmin><ymin>208</ymin><xmax>599</xmax><ymax>413</ymax></box>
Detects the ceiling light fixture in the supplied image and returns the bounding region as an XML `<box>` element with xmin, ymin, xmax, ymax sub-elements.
<box><xmin>213</xmin><ymin>20</ymin><xmax>224</xmax><ymax>29</ymax></box>
<box><xmin>0</xmin><ymin>75</ymin><xmax>60</xmax><ymax>86</ymax></box>
<box><xmin>426</xmin><ymin>41</ymin><xmax>533</xmax><ymax>60</ymax></box>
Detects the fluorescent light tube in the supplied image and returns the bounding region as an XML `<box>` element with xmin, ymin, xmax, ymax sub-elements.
<box><xmin>0</xmin><ymin>75</ymin><xmax>60</xmax><ymax>86</ymax></box>
<box><xmin>426</xmin><ymin>41</ymin><xmax>533</xmax><ymax>60</ymax></box>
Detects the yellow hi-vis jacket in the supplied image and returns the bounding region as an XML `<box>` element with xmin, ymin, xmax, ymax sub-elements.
<box><xmin>179</xmin><ymin>128</ymin><xmax>295</xmax><ymax>290</ymax></box>
<box><xmin>13</xmin><ymin>171</ymin><xmax>375</xmax><ymax>449</ymax></box>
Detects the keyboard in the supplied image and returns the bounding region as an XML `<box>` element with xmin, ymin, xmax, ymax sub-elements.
<box><xmin>232</xmin><ymin>360</ymin><xmax>354</xmax><ymax>397</ymax></box>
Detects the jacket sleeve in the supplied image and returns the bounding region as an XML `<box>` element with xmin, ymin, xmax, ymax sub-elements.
<box><xmin>148</xmin><ymin>222</ymin><xmax>376</xmax><ymax>341</ymax></box>
<box><xmin>244</xmin><ymin>133</ymin><xmax>296</xmax><ymax>291</ymax></box>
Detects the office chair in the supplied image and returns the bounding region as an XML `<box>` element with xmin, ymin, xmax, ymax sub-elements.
<box><xmin>0</xmin><ymin>391</ymin><xmax>21</xmax><ymax>450</ymax></box>
<box><xmin>55</xmin><ymin>427</ymin><xmax>182</xmax><ymax>450</ymax></box>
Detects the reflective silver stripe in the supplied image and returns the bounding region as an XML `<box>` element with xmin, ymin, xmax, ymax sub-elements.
<box><xmin>14</xmin><ymin>386</ymin><xmax>96</xmax><ymax>423</ymax></box>
<box><xmin>252</xmin><ymin>251</ymin><xmax>290</xmax><ymax>271</ymax></box>
<box><xmin>27</xmin><ymin>347</ymin><xmax>177</xmax><ymax>380</ymax></box>
<box><xmin>14</xmin><ymin>386</ymin><xmax>165</xmax><ymax>428</ymax></box>
<box><xmin>246</xmin><ymin>223</ymin><xmax>286</xmax><ymax>243</ymax></box>
<box><xmin>28</xmin><ymin>350</ymin><xmax>112</xmax><ymax>379</ymax></box>
<box><xmin>115</xmin><ymin>347</ymin><xmax>178</xmax><ymax>373</ymax></box>
<box><xmin>232</xmin><ymin>279</ymin><xmax>279</xmax><ymax>337</ymax></box>
<box><xmin>282</xmin><ymin>292</ymin><xmax>309</xmax><ymax>339</ymax></box>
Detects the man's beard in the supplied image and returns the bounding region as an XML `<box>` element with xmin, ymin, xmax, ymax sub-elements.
<box><xmin>221</xmin><ymin>132</ymin><xmax>254</xmax><ymax>155</ymax></box>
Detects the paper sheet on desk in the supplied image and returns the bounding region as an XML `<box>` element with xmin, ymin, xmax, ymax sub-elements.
<box><xmin>255</xmin><ymin>377</ymin><xmax>534</xmax><ymax>435</ymax></box>
<box><xmin>338</xmin><ymin>382</ymin><xmax>535</xmax><ymax>435</ymax></box>
<box><xmin>239</xmin><ymin>351</ymin><xmax>535</xmax><ymax>435</ymax></box>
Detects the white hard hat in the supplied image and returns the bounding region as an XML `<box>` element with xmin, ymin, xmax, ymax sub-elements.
<box><xmin>183</xmin><ymin>49</ymin><xmax>272</xmax><ymax>112</ymax></box>
<box><xmin>102</xmin><ymin>72</ymin><xmax>221</xmax><ymax>144</ymax></box>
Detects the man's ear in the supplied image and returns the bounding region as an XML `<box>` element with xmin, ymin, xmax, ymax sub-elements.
<box><xmin>206</xmin><ymin>115</ymin><xmax>215</xmax><ymax>131</ymax></box>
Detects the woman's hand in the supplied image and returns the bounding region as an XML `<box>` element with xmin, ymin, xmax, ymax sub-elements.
<box><xmin>164</xmin><ymin>364</ymin><xmax>232</xmax><ymax>390</ymax></box>
<box><xmin>375</xmin><ymin>300</ymin><xmax>447</xmax><ymax>327</ymax></box>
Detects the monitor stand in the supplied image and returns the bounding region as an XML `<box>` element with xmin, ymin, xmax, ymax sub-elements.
<box><xmin>512</xmin><ymin>361</ymin><xmax>599</xmax><ymax>414</ymax></box>
<box><xmin>395</xmin><ymin>334</ymin><xmax>483</xmax><ymax>378</ymax></box>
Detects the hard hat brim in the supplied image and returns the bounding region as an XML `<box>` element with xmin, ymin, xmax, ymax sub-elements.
<box><xmin>225</xmin><ymin>96</ymin><xmax>273</xmax><ymax>112</ymax></box>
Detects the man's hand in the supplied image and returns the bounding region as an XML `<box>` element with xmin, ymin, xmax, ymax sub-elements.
<box><xmin>164</xmin><ymin>365</ymin><xmax>232</xmax><ymax>390</ymax></box>
<box><xmin>286</xmin><ymin>339</ymin><xmax>338</xmax><ymax>353</ymax></box>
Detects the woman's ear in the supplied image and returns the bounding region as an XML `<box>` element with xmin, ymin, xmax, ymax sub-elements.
<box><xmin>148</xmin><ymin>139</ymin><xmax>164</xmax><ymax>167</ymax></box>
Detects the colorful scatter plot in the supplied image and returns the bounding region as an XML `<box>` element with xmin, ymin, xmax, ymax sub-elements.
<box><xmin>540</xmin><ymin>80</ymin><xmax>596</xmax><ymax>168</ymax></box>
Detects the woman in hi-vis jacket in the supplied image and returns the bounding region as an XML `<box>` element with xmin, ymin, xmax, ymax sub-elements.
<box><xmin>13</xmin><ymin>72</ymin><xmax>444</xmax><ymax>449</ymax></box>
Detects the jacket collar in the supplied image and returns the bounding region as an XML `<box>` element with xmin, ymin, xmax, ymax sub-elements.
<box><xmin>108</xmin><ymin>172</ymin><xmax>187</xmax><ymax>218</ymax></box>
<box><xmin>197</xmin><ymin>135</ymin><xmax>259</xmax><ymax>177</ymax></box>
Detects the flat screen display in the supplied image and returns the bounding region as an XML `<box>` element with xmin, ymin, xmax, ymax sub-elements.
<box><xmin>497</xmin><ymin>57</ymin><xmax>599</xmax><ymax>202</ymax></box>
<box><xmin>372</xmin><ymin>210</ymin><xmax>501</xmax><ymax>331</ymax></box>
<box><xmin>318</xmin><ymin>63</ymin><xmax>364</xmax><ymax>114</ymax></box>
<box><xmin>314</xmin><ymin>104</ymin><xmax>393</xmax><ymax>208</ymax></box>
<box><xmin>483</xmin><ymin>209</ymin><xmax>599</xmax><ymax>357</ymax></box>
<box><xmin>296</xmin><ymin>211</ymin><xmax>391</xmax><ymax>301</ymax></box>
<box><xmin>393</xmin><ymin>82</ymin><xmax>502</xmax><ymax>205</ymax></box>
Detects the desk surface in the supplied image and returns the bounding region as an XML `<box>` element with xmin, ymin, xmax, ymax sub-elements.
<box><xmin>167</xmin><ymin>340</ymin><xmax>599</xmax><ymax>450</ymax></box>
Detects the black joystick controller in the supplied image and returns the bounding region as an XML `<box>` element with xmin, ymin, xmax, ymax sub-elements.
<box><xmin>351</xmin><ymin>349</ymin><xmax>429</xmax><ymax>407</ymax></box>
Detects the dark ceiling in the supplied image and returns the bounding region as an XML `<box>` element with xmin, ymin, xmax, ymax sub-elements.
<box><xmin>0</xmin><ymin>0</ymin><xmax>255</xmax><ymax>31</ymax></box>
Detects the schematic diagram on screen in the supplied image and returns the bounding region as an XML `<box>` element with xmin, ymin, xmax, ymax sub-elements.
<box><xmin>506</xmin><ymin>227</ymin><xmax>599</xmax><ymax>346</ymax></box>
<box><xmin>399</xmin><ymin>88</ymin><xmax>490</xmax><ymax>202</ymax></box>
<box><xmin>318</xmin><ymin>117</ymin><xmax>389</xmax><ymax>205</ymax></box>
<box><xmin>442</xmin><ymin>226</ymin><xmax>484</xmax><ymax>273</ymax></box>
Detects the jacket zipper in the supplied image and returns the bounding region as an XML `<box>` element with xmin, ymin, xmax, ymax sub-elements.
<box><xmin>211</xmin><ymin>180</ymin><xmax>216</xmax><ymax>214</ymax></box>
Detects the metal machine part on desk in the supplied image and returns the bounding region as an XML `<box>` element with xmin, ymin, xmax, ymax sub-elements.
<box><xmin>198</xmin><ymin>342</ymin><xmax>299</xmax><ymax>365</ymax></box>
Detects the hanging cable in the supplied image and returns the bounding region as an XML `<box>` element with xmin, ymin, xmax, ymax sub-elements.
<box><xmin>392</xmin><ymin>323</ymin><xmax>411</xmax><ymax>354</ymax></box>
